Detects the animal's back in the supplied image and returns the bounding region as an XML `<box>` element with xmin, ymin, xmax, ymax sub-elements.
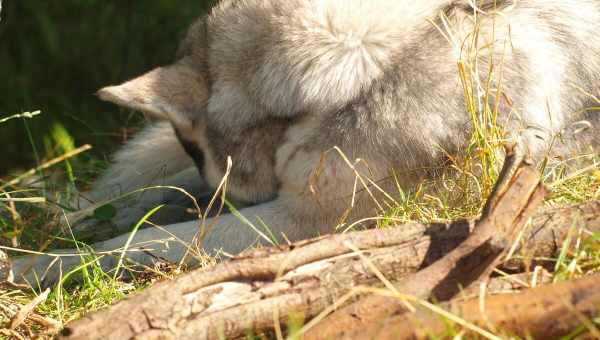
<box><xmin>276</xmin><ymin>0</ymin><xmax>600</xmax><ymax>170</ymax></box>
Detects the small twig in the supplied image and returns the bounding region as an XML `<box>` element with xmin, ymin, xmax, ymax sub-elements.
<box><xmin>0</xmin><ymin>111</ymin><xmax>41</xmax><ymax>125</ymax></box>
<box><xmin>480</xmin><ymin>142</ymin><xmax>527</xmax><ymax>217</ymax></box>
<box><xmin>0</xmin><ymin>329</ymin><xmax>25</xmax><ymax>340</ymax></box>
<box><xmin>9</xmin><ymin>288</ymin><xmax>51</xmax><ymax>330</ymax></box>
<box><xmin>28</xmin><ymin>313</ymin><xmax>62</xmax><ymax>334</ymax></box>
<box><xmin>1</xmin><ymin>144</ymin><xmax>92</xmax><ymax>190</ymax></box>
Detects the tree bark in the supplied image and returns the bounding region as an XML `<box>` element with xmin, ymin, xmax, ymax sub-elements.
<box><xmin>302</xmin><ymin>160</ymin><xmax>546</xmax><ymax>339</ymax></box>
<box><xmin>58</xmin><ymin>197</ymin><xmax>600</xmax><ymax>340</ymax></box>
<box><xmin>348</xmin><ymin>273</ymin><xmax>600</xmax><ymax>340</ymax></box>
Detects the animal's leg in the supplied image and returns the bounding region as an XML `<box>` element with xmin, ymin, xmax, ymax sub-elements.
<box><xmin>67</xmin><ymin>167</ymin><xmax>211</xmax><ymax>237</ymax></box>
<box><xmin>64</xmin><ymin>122</ymin><xmax>210</xmax><ymax>231</ymax></box>
<box><xmin>10</xmin><ymin>196</ymin><xmax>332</xmax><ymax>286</ymax></box>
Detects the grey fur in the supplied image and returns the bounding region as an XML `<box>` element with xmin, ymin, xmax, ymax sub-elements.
<box><xmin>12</xmin><ymin>0</ymin><xmax>599</xmax><ymax>285</ymax></box>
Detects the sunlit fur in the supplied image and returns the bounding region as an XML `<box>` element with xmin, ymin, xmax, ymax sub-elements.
<box><xmin>12</xmin><ymin>0</ymin><xmax>600</xmax><ymax>285</ymax></box>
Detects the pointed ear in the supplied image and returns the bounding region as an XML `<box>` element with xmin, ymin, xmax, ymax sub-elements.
<box><xmin>97</xmin><ymin>60</ymin><xmax>208</xmax><ymax>126</ymax></box>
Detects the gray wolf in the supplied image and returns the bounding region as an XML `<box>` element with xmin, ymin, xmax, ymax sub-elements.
<box><xmin>11</xmin><ymin>0</ymin><xmax>600</xmax><ymax>285</ymax></box>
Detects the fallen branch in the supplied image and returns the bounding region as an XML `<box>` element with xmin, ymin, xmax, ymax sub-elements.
<box><xmin>348</xmin><ymin>273</ymin><xmax>600</xmax><ymax>339</ymax></box>
<box><xmin>57</xmin><ymin>202</ymin><xmax>600</xmax><ymax>339</ymax></box>
<box><xmin>302</xmin><ymin>152</ymin><xmax>546</xmax><ymax>339</ymax></box>
<box><xmin>52</xmin><ymin>139</ymin><xmax>597</xmax><ymax>340</ymax></box>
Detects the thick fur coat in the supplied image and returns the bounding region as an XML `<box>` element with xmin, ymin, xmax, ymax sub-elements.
<box><xmin>12</xmin><ymin>0</ymin><xmax>600</xmax><ymax>285</ymax></box>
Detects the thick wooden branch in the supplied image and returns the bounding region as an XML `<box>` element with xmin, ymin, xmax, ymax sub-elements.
<box><xmin>348</xmin><ymin>273</ymin><xmax>600</xmax><ymax>339</ymax></box>
<box><xmin>58</xmin><ymin>197</ymin><xmax>600</xmax><ymax>340</ymax></box>
<box><xmin>56</xmin><ymin>149</ymin><xmax>598</xmax><ymax>340</ymax></box>
<box><xmin>302</xmin><ymin>157</ymin><xmax>546</xmax><ymax>339</ymax></box>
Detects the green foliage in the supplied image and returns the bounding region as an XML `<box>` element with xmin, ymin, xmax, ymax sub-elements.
<box><xmin>92</xmin><ymin>204</ymin><xmax>117</xmax><ymax>221</ymax></box>
<box><xmin>0</xmin><ymin>0</ymin><xmax>215</xmax><ymax>174</ymax></box>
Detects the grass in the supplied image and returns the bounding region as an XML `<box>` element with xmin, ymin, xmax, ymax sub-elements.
<box><xmin>2</xmin><ymin>6</ymin><xmax>600</xmax><ymax>340</ymax></box>
<box><xmin>1</xmin><ymin>113</ymin><xmax>598</xmax><ymax>340</ymax></box>
<box><xmin>0</xmin><ymin>0</ymin><xmax>217</xmax><ymax>174</ymax></box>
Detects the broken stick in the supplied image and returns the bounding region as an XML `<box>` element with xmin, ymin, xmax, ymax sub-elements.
<box><xmin>58</xmin><ymin>153</ymin><xmax>598</xmax><ymax>340</ymax></box>
<box><xmin>59</xmin><ymin>201</ymin><xmax>599</xmax><ymax>340</ymax></box>
<box><xmin>349</xmin><ymin>273</ymin><xmax>600</xmax><ymax>340</ymax></box>
<box><xmin>302</xmin><ymin>150</ymin><xmax>546</xmax><ymax>339</ymax></box>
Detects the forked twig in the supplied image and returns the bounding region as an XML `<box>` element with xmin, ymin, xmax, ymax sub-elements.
<box><xmin>303</xmin><ymin>145</ymin><xmax>546</xmax><ymax>339</ymax></box>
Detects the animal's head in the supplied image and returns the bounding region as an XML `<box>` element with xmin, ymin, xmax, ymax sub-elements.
<box><xmin>97</xmin><ymin>16</ymin><xmax>284</xmax><ymax>205</ymax></box>
<box><xmin>96</xmin><ymin>0</ymin><xmax>392</xmax><ymax>204</ymax></box>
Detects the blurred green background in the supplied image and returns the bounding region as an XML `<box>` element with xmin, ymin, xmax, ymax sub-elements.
<box><xmin>0</xmin><ymin>0</ymin><xmax>215</xmax><ymax>175</ymax></box>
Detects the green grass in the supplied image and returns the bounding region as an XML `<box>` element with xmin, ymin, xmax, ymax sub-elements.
<box><xmin>1</xmin><ymin>106</ymin><xmax>598</xmax><ymax>339</ymax></box>
<box><xmin>0</xmin><ymin>0</ymin><xmax>217</xmax><ymax>174</ymax></box>
<box><xmin>1</xmin><ymin>5</ymin><xmax>600</xmax><ymax>340</ymax></box>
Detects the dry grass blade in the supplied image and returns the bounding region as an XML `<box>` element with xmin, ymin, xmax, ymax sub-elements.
<box><xmin>1</xmin><ymin>144</ymin><xmax>92</xmax><ymax>190</ymax></box>
<box><xmin>0</xmin><ymin>197</ymin><xmax>46</xmax><ymax>203</ymax></box>
<box><xmin>9</xmin><ymin>288</ymin><xmax>51</xmax><ymax>330</ymax></box>
<box><xmin>0</xmin><ymin>110</ymin><xmax>41</xmax><ymax>125</ymax></box>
